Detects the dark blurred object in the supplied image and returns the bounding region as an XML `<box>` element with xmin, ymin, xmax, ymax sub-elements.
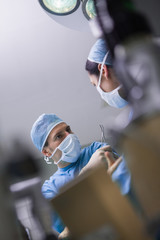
<box><xmin>147</xmin><ymin>215</ymin><xmax>160</xmax><ymax>240</ymax></box>
<box><xmin>18</xmin><ymin>220</ymin><xmax>31</xmax><ymax>240</ymax></box>
<box><xmin>51</xmin><ymin>164</ymin><xmax>153</xmax><ymax>240</ymax></box>
<box><xmin>0</xmin><ymin>140</ymin><xmax>58</xmax><ymax>240</ymax></box>
<box><xmin>117</xmin><ymin>114</ymin><xmax>160</xmax><ymax>226</ymax></box>
<box><xmin>6</xmin><ymin>141</ymin><xmax>40</xmax><ymax>181</ymax></box>
<box><xmin>91</xmin><ymin>1</ymin><xmax>160</xmax><ymax>239</ymax></box>
<box><xmin>131</xmin><ymin>0</ymin><xmax>160</xmax><ymax>37</ymax></box>
<box><xmin>93</xmin><ymin>0</ymin><xmax>152</xmax><ymax>55</ymax></box>
<box><xmin>93</xmin><ymin>0</ymin><xmax>160</xmax><ymax>115</ymax></box>
<box><xmin>0</xmin><ymin>167</ymin><xmax>24</xmax><ymax>240</ymax></box>
<box><xmin>44</xmin><ymin>234</ymin><xmax>59</xmax><ymax>240</ymax></box>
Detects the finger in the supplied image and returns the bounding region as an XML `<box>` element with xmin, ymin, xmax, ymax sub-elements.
<box><xmin>107</xmin><ymin>156</ymin><xmax>122</xmax><ymax>175</ymax></box>
<box><xmin>112</xmin><ymin>152</ymin><xmax>119</xmax><ymax>160</ymax></box>
<box><xmin>105</xmin><ymin>151</ymin><xmax>116</xmax><ymax>167</ymax></box>
<box><xmin>98</xmin><ymin>145</ymin><xmax>112</xmax><ymax>152</ymax></box>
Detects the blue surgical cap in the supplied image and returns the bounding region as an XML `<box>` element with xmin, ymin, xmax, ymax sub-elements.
<box><xmin>30</xmin><ymin>114</ymin><xmax>64</xmax><ymax>152</ymax></box>
<box><xmin>88</xmin><ymin>38</ymin><xmax>112</xmax><ymax>66</ymax></box>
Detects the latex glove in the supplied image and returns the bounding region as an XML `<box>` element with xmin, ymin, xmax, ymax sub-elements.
<box><xmin>79</xmin><ymin>145</ymin><xmax>122</xmax><ymax>176</ymax></box>
<box><xmin>79</xmin><ymin>145</ymin><xmax>112</xmax><ymax>175</ymax></box>
<box><xmin>105</xmin><ymin>151</ymin><xmax>122</xmax><ymax>175</ymax></box>
<box><xmin>58</xmin><ymin>227</ymin><xmax>70</xmax><ymax>239</ymax></box>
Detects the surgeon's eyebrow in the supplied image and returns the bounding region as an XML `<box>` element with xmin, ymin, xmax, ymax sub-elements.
<box><xmin>53</xmin><ymin>125</ymin><xmax>71</xmax><ymax>141</ymax></box>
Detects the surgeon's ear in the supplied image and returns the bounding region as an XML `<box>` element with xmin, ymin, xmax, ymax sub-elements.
<box><xmin>98</xmin><ymin>64</ymin><xmax>109</xmax><ymax>78</ymax></box>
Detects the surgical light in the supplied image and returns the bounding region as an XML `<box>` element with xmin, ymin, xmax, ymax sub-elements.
<box><xmin>82</xmin><ymin>0</ymin><xmax>96</xmax><ymax>20</ymax></box>
<box><xmin>39</xmin><ymin>0</ymin><xmax>80</xmax><ymax>15</ymax></box>
<box><xmin>38</xmin><ymin>0</ymin><xmax>96</xmax><ymax>20</ymax></box>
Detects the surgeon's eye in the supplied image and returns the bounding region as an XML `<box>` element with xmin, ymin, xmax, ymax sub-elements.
<box><xmin>90</xmin><ymin>82</ymin><xmax>96</xmax><ymax>87</ymax></box>
<box><xmin>66</xmin><ymin>126</ymin><xmax>72</xmax><ymax>133</ymax></box>
<box><xmin>55</xmin><ymin>134</ymin><xmax>63</xmax><ymax>140</ymax></box>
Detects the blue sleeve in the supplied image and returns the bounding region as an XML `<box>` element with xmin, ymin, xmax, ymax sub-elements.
<box><xmin>51</xmin><ymin>211</ymin><xmax>65</xmax><ymax>233</ymax></box>
<box><xmin>42</xmin><ymin>178</ymin><xmax>65</xmax><ymax>233</ymax></box>
<box><xmin>42</xmin><ymin>180</ymin><xmax>58</xmax><ymax>199</ymax></box>
<box><xmin>111</xmin><ymin>156</ymin><xmax>131</xmax><ymax>195</ymax></box>
<box><xmin>87</xmin><ymin>142</ymin><xmax>107</xmax><ymax>156</ymax></box>
<box><xmin>78</xmin><ymin>142</ymin><xmax>107</xmax><ymax>170</ymax></box>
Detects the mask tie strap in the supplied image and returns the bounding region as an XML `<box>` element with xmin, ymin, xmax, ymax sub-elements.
<box><xmin>44</xmin><ymin>156</ymin><xmax>52</xmax><ymax>165</ymax></box>
<box><xmin>98</xmin><ymin>51</ymin><xmax>109</xmax><ymax>88</ymax></box>
<box><xmin>53</xmin><ymin>157</ymin><xmax>63</xmax><ymax>165</ymax></box>
<box><xmin>43</xmin><ymin>147</ymin><xmax>59</xmax><ymax>165</ymax></box>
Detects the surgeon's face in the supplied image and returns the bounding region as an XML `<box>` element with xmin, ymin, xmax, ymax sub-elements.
<box><xmin>89</xmin><ymin>73</ymin><xmax>99</xmax><ymax>87</ymax></box>
<box><xmin>88</xmin><ymin>72</ymin><xmax>120</xmax><ymax>93</ymax></box>
<box><xmin>42</xmin><ymin>122</ymin><xmax>73</xmax><ymax>158</ymax></box>
<box><xmin>88</xmin><ymin>67</ymin><xmax>127</xmax><ymax>100</ymax></box>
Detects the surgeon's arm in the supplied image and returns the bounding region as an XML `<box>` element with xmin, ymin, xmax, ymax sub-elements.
<box><xmin>79</xmin><ymin>145</ymin><xmax>122</xmax><ymax>176</ymax></box>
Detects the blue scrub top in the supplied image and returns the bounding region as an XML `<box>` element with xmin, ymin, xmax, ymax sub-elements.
<box><xmin>42</xmin><ymin>142</ymin><xmax>131</xmax><ymax>233</ymax></box>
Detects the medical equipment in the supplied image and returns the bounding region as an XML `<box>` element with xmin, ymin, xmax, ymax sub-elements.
<box><xmin>99</xmin><ymin>124</ymin><xmax>106</xmax><ymax>143</ymax></box>
<box><xmin>0</xmin><ymin>141</ymin><xmax>58</xmax><ymax>240</ymax></box>
<box><xmin>38</xmin><ymin>0</ymin><xmax>96</xmax><ymax>32</ymax></box>
<box><xmin>0</xmin><ymin>165</ymin><xmax>23</xmax><ymax>240</ymax></box>
<box><xmin>38</xmin><ymin>0</ymin><xmax>96</xmax><ymax>20</ymax></box>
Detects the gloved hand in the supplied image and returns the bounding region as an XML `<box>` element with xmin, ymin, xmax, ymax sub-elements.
<box><xmin>105</xmin><ymin>150</ymin><xmax>122</xmax><ymax>175</ymax></box>
<box><xmin>79</xmin><ymin>145</ymin><xmax>122</xmax><ymax>176</ymax></box>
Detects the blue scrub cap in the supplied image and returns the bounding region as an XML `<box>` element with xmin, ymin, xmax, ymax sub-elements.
<box><xmin>30</xmin><ymin>114</ymin><xmax>64</xmax><ymax>152</ymax></box>
<box><xmin>87</xmin><ymin>38</ymin><xmax>112</xmax><ymax>66</ymax></box>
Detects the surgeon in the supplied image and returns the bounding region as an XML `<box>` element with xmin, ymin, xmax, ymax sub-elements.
<box><xmin>30</xmin><ymin>113</ymin><xmax>131</xmax><ymax>236</ymax></box>
<box><xmin>85</xmin><ymin>38</ymin><xmax>142</xmax><ymax>215</ymax></box>
<box><xmin>85</xmin><ymin>38</ymin><xmax>128</xmax><ymax>108</ymax></box>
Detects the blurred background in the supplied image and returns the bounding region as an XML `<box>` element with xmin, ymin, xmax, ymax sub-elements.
<box><xmin>0</xmin><ymin>1</ymin><xmax>160</xmax><ymax>239</ymax></box>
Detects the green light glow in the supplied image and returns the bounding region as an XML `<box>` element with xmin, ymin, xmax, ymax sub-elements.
<box><xmin>86</xmin><ymin>0</ymin><xmax>96</xmax><ymax>19</ymax></box>
<box><xmin>43</xmin><ymin>0</ymin><xmax>77</xmax><ymax>14</ymax></box>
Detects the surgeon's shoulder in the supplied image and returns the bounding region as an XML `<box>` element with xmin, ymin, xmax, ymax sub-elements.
<box><xmin>87</xmin><ymin>141</ymin><xmax>107</xmax><ymax>154</ymax></box>
<box><xmin>90</xmin><ymin>141</ymin><xmax>107</xmax><ymax>149</ymax></box>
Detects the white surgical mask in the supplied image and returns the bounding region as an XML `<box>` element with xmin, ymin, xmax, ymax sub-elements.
<box><xmin>97</xmin><ymin>52</ymin><xmax>128</xmax><ymax>108</ymax></box>
<box><xmin>97</xmin><ymin>84</ymin><xmax>128</xmax><ymax>108</ymax></box>
<box><xmin>48</xmin><ymin>134</ymin><xmax>81</xmax><ymax>165</ymax></box>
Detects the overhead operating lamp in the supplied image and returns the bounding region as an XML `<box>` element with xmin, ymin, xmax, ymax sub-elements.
<box><xmin>38</xmin><ymin>0</ymin><xmax>81</xmax><ymax>16</ymax></box>
<box><xmin>38</xmin><ymin>0</ymin><xmax>96</xmax><ymax>31</ymax></box>
<box><xmin>82</xmin><ymin>0</ymin><xmax>96</xmax><ymax>20</ymax></box>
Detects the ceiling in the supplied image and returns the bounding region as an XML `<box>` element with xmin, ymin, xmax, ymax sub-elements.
<box><xmin>0</xmin><ymin>0</ymin><xmax>159</xmax><ymax>159</ymax></box>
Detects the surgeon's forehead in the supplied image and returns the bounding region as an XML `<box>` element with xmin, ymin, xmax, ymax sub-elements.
<box><xmin>49</xmin><ymin>122</ymin><xmax>68</xmax><ymax>137</ymax></box>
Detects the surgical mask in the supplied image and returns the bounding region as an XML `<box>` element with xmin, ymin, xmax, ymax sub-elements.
<box><xmin>97</xmin><ymin>52</ymin><xmax>128</xmax><ymax>108</ymax></box>
<box><xmin>46</xmin><ymin>134</ymin><xmax>81</xmax><ymax>165</ymax></box>
<box><xmin>97</xmin><ymin>84</ymin><xmax>128</xmax><ymax>108</ymax></box>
